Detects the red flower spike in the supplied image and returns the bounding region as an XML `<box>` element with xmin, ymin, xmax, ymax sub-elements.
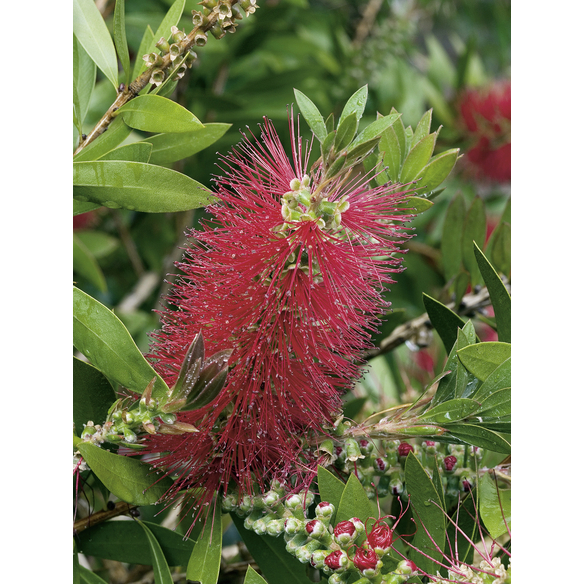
<box><xmin>141</xmin><ymin>116</ymin><xmax>414</xmax><ymax>529</ymax></box>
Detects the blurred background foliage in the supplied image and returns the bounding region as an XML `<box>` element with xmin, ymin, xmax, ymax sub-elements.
<box><xmin>74</xmin><ymin>0</ymin><xmax>510</xmax><ymax>413</ymax></box>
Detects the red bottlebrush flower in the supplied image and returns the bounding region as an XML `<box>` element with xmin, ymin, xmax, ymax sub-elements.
<box><xmin>398</xmin><ymin>442</ymin><xmax>414</xmax><ymax>458</ymax></box>
<box><xmin>458</xmin><ymin>80</ymin><xmax>511</xmax><ymax>182</ymax></box>
<box><xmin>353</xmin><ymin>546</ymin><xmax>381</xmax><ymax>576</ymax></box>
<box><xmin>73</xmin><ymin>211</ymin><xmax>97</xmax><ymax>230</ymax></box>
<box><xmin>141</xmin><ymin>116</ymin><xmax>414</xmax><ymax>529</ymax></box>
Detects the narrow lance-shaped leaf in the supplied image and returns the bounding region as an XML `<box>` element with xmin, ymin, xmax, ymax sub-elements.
<box><xmin>474</xmin><ymin>243</ymin><xmax>511</xmax><ymax>343</ymax></box>
<box><xmin>79</xmin><ymin>565</ymin><xmax>109</xmax><ymax>584</ymax></box>
<box><xmin>423</xmin><ymin>293</ymin><xmax>466</xmax><ymax>354</ymax></box>
<box><xmin>132</xmin><ymin>25</ymin><xmax>155</xmax><ymax>80</ymax></box>
<box><xmin>349</xmin><ymin>113</ymin><xmax>400</xmax><ymax>151</ymax></box>
<box><xmin>73</xmin><ymin>34</ymin><xmax>96</xmax><ymax>128</ymax></box>
<box><xmin>400</xmin><ymin>133</ymin><xmax>437</xmax><ymax>183</ymax></box>
<box><xmin>77</xmin><ymin>443</ymin><xmax>174</xmax><ymax>505</ymax></box>
<box><xmin>73</xmin><ymin>286</ymin><xmax>169</xmax><ymax>396</ymax></box>
<box><xmin>414</xmin><ymin>148</ymin><xmax>459</xmax><ymax>196</ymax></box>
<box><xmin>134</xmin><ymin>0</ymin><xmax>186</xmax><ymax>78</ymax></box>
<box><xmin>73</xmin><ymin>0</ymin><xmax>119</xmax><ymax>90</ymax></box>
<box><xmin>379</xmin><ymin>125</ymin><xmax>402</xmax><ymax>183</ymax></box>
<box><xmin>411</xmin><ymin>109</ymin><xmax>433</xmax><ymax>147</ymax></box>
<box><xmin>338</xmin><ymin>85</ymin><xmax>368</xmax><ymax>127</ymax></box>
<box><xmin>73</xmin><ymin>160</ymin><xmax>215</xmax><ymax>213</ymax></box>
<box><xmin>74</xmin><ymin>116</ymin><xmax>133</xmax><ymax>162</ymax></box>
<box><xmin>136</xmin><ymin>521</ymin><xmax>174</xmax><ymax>584</ymax></box>
<box><xmin>457</xmin><ymin>342</ymin><xmax>511</xmax><ymax>381</ymax></box>
<box><xmin>445</xmin><ymin>423</ymin><xmax>510</xmax><ymax>453</ymax></box>
<box><xmin>73</xmin><ymin>234</ymin><xmax>107</xmax><ymax>292</ymax></box>
<box><xmin>293</xmin><ymin>88</ymin><xmax>327</xmax><ymax>143</ymax></box>
<box><xmin>113</xmin><ymin>0</ymin><xmax>131</xmax><ymax>87</ymax></box>
<box><xmin>98</xmin><ymin>142</ymin><xmax>152</xmax><ymax>163</ymax></box>
<box><xmin>441</xmin><ymin>193</ymin><xmax>466</xmax><ymax>282</ymax></box>
<box><xmin>186</xmin><ymin>503</ymin><xmax>223</xmax><ymax>584</ymax></box>
<box><xmin>462</xmin><ymin>196</ymin><xmax>486</xmax><ymax>285</ymax></box>
<box><xmin>115</xmin><ymin>95</ymin><xmax>203</xmax><ymax>133</ymax></box>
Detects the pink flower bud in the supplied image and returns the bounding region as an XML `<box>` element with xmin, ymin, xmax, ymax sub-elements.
<box><xmin>324</xmin><ymin>549</ymin><xmax>348</xmax><ymax>572</ymax></box>
<box><xmin>398</xmin><ymin>442</ymin><xmax>414</xmax><ymax>458</ymax></box>
<box><xmin>334</xmin><ymin>520</ymin><xmax>355</xmax><ymax>537</ymax></box>
<box><xmin>367</xmin><ymin>521</ymin><xmax>394</xmax><ymax>555</ymax></box>
<box><xmin>353</xmin><ymin>546</ymin><xmax>381</xmax><ymax>576</ymax></box>
<box><xmin>443</xmin><ymin>455</ymin><xmax>457</xmax><ymax>471</ymax></box>
<box><xmin>375</xmin><ymin>457</ymin><xmax>387</xmax><ymax>471</ymax></box>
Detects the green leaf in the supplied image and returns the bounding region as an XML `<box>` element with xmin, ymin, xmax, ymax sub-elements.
<box><xmin>474</xmin><ymin>243</ymin><xmax>511</xmax><ymax>343</ymax></box>
<box><xmin>77</xmin><ymin>443</ymin><xmax>174</xmax><ymax>505</ymax></box>
<box><xmin>98</xmin><ymin>142</ymin><xmax>152</xmax><ymax>163</ymax></box>
<box><xmin>74</xmin><ymin>551</ymin><xmax>80</xmax><ymax>584</ymax></box>
<box><xmin>334</xmin><ymin>112</ymin><xmax>358</xmax><ymax>152</ymax></box>
<box><xmin>116</xmin><ymin>95</ymin><xmax>203</xmax><ymax>133</ymax></box>
<box><xmin>453</xmin><ymin>271</ymin><xmax>470</xmax><ymax>307</ymax></box>
<box><xmin>446</xmin><ymin>489</ymin><xmax>479</xmax><ymax>566</ymax></box>
<box><xmin>336</xmin><ymin>473</ymin><xmax>378</xmax><ymax>524</ymax></box>
<box><xmin>136</xmin><ymin>520</ymin><xmax>175</xmax><ymax>584</ymax></box>
<box><xmin>293</xmin><ymin>88</ymin><xmax>327</xmax><ymax>143</ymax></box>
<box><xmin>317</xmin><ymin>465</ymin><xmax>346</xmax><ymax>523</ymax></box>
<box><xmin>398</xmin><ymin>196</ymin><xmax>434</xmax><ymax>213</ymax></box>
<box><xmin>75</xmin><ymin>231</ymin><xmax>119</xmax><ymax>259</ymax></box>
<box><xmin>446</xmin><ymin>423</ymin><xmax>510</xmax><ymax>453</ymax></box>
<box><xmin>479</xmin><ymin>473</ymin><xmax>511</xmax><ymax>538</ymax></box>
<box><xmin>462</xmin><ymin>197</ymin><xmax>486</xmax><ymax>285</ymax></box>
<box><xmin>405</xmin><ymin>454</ymin><xmax>445</xmax><ymax>574</ymax></box>
<box><xmin>489</xmin><ymin>221</ymin><xmax>511</xmax><ymax>277</ymax></box>
<box><xmin>79</xmin><ymin>566</ymin><xmax>109</xmax><ymax>584</ymax></box>
<box><xmin>419</xmin><ymin>398</ymin><xmax>481</xmax><ymax>424</ymax></box>
<box><xmin>350</xmin><ymin>114</ymin><xmax>400</xmax><ymax>151</ymax></box>
<box><xmin>134</xmin><ymin>0</ymin><xmax>186</xmax><ymax>79</ymax></box>
<box><xmin>411</xmin><ymin>109</ymin><xmax>433</xmax><ymax>147</ymax></box>
<box><xmin>73</xmin><ymin>286</ymin><xmax>169</xmax><ymax>396</ymax></box>
<box><xmin>343</xmin><ymin>396</ymin><xmax>368</xmax><ymax>420</ymax></box>
<box><xmin>74</xmin><ymin>116</ymin><xmax>133</xmax><ymax>162</ymax></box>
<box><xmin>231</xmin><ymin>514</ymin><xmax>314</xmax><ymax>584</ymax></box>
<box><xmin>74</xmin><ymin>201</ymin><xmax>102</xmax><ymax>216</ymax></box>
<box><xmin>474</xmin><ymin>387</ymin><xmax>511</xmax><ymax>419</ymax></box>
<box><xmin>73</xmin><ymin>0</ymin><xmax>119</xmax><ymax>90</ymax></box>
<box><xmin>76</xmin><ymin>520</ymin><xmax>199</xmax><ymax>566</ymax></box>
<box><xmin>73</xmin><ymin>160</ymin><xmax>214</xmax><ymax>213</ymax></box>
<box><xmin>423</xmin><ymin>293</ymin><xmax>466</xmax><ymax>354</ymax></box>
<box><xmin>379</xmin><ymin>125</ymin><xmax>402</xmax><ymax>183</ymax></box>
<box><xmin>73</xmin><ymin>357</ymin><xmax>116</xmax><ymax>435</ymax></box>
<box><xmin>390</xmin><ymin>107</ymin><xmax>407</xmax><ymax>165</ymax></box>
<box><xmin>73</xmin><ymin>234</ymin><xmax>107</xmax><ymax>292</ymax></box>
<box><xmin>186</xmin><ymin>504</ymin><xmax>222</xmax><ymax>584</ymax></box>
<box><xmin>414</xmin><ymin>148</ymin><xmax>459</xmax><ymax>196</ymax></box>
<box><xmin>400</xmin><ymin>133</ymin><xmax>437</xmax><ymax>184</ymax></box>
<box><xmin>73</xmin><ymin>35</ymin><xmax>96</xmax><ymax>128</ymax></box>
<box><xmin>338</xmin><ymin>85</ymin><xmax>368</xmax><ymax>128</ymax></box>
<box><xmin>430</xmin><ymin>455</ymin><xmax>446</xmax><ymax>511</ymax></box>
<box><xmin>441</xmin><ymin>192</ymin><xmax>466</xmax><ymax>282</ymax></box>
<box><xmin>244</xmin><ymin>566</ymin><xmax>269</xmax><ymax>584</ymax></box>
<box><xmin>143</xmin><ymin>123</ymin><xmax>231</xmax><ymax>165</ymax></box>
<box><xmin>132</xmin><ymin>25</ymin><xmax>155</xmax><ymax>80</ymax></box>
<box><xmin>457</xmin><ymin>342</ymin><xmax>511</xmax><ymax>381</ymax></box>
<box><xmin>471</xmin><ymin>357</ymin><xmax>510</xmax><ymax>402</ymax></box>
<box><xmin>113</xmin><ymin>0</ymin><xmax>131</xmax><ymax>87</ymax></box>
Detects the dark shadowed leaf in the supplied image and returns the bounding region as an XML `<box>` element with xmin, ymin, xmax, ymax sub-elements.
<box><xmin>73</xmin><ymin>357</ymin><xmax>116</xmax><ymax>435</ymax></box>
<box><xmin>73</xmin><ymin>235</ymin><xmax>107</xmax><ymax>292</ymax></box>
<box><xmin>77</xmin><ymin>443</ymin><xmax>174</xmax><ymax>505</ymax></box>
<box><xmin>79</xmin><ymin>566</ymin><xmax>108</xmax><ymax>584</ymax></box>
<box><xmin>423</xmin><ymin>293</ymin><xmax>466</xmax><ymax>353</ymax></box>
<box><xmin>76</xmin><ymin>520</ymin><xmax>198</xmax><ymax>566</ymax></box>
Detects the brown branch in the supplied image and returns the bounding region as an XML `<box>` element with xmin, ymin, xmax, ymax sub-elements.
<box><xmin>366</xmin><ymin>283</ymin><xmax>503</xmax><ymax>359</ymax></box>
<box><xmin>74</xmin><ymin>501</ymin><xmax>138</xmax><ymax>534</ymax></box>
<box><xmin>74</xmin><ymin>0</ymin><xmax>247</xmax><ymax>156</ymax></box>
<box><xmin>352</xmin><ymin>0</ymin><xmax>383</xmax><ymax>49</ymax></box>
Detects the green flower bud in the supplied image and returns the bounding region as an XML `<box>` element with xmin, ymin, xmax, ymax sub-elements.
<box><xmin>266</xmin><ymin>518</ymin><xmax>286</xmax><ymax>536</ymax></box>
<box><xmin>345</xmin><ymin>438</ymin><xmax>365</xmax><ymax>462</ymax></box>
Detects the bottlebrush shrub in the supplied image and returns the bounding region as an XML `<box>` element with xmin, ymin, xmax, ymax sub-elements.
<box><xmin>142</xmin><ymin>114</ymin><xmax>416</xmax><ymax>526</ymax></box>
<box><xmin>458</xmin><ymin>80</ymin><xmax>511</xmax><ymax>182</ymax></box>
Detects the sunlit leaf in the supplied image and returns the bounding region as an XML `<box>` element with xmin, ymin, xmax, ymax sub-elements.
<box><xmin>293</xmin><ymin>88</ymin><xmax>327</xmax><ymax>143</ymax></box>
<box><xmin>338</xmin><ymin>85</ymin><xmax>368</xmax><ymax>128</ymax></box>
<box><xmin>113</xmin><ymin>0</ymin><xmax>131</xmax><ymax>87</ymax></box>
<box><xmin>457</xmin><ymin>342</ymin><xmax>511</xmax><ymax>381</ymax></box>
<box><xmin>186</xmin><ymin>504</ymin><xmax>222</xmax><ymax>584</ymax></box>
<box><xmin>479</xmin><ymin>473</ymin><xmax>511</xmax><ymax>538</ymax></box>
